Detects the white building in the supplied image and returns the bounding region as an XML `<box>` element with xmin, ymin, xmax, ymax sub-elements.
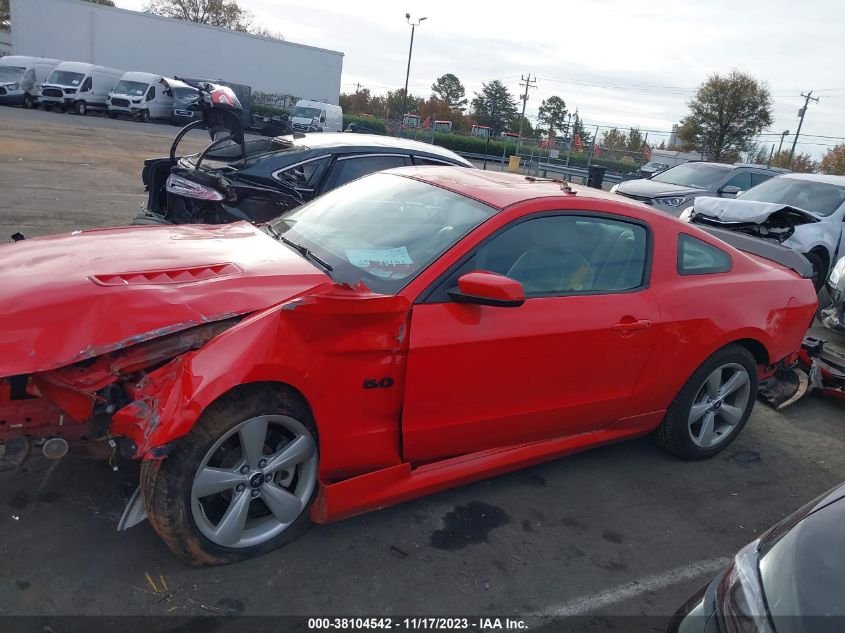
<box><xmin>9</xmin><ymin>0</ymin><xmax>343</xmax><ymax>103</ymax></box>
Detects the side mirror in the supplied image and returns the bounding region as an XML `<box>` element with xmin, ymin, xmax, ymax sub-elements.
<box><xmin>448</xmin><ymin>271</ymin><xmax>525</xmax><ymax>308</ymax></box>
<box><xmin>320</xmin><ymin>114</ymin><xmax>326</xmax><ymax>123</ymax></box>
<box><xmin>720</xmin><ymin>185</ymin><xmax>742</xmax><ymax>197</ymax></box>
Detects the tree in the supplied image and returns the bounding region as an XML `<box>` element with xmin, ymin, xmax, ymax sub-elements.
<box><xmin>250</xmin><ymin>25</ymin><xmax>285</xmax><ymax>40</ymax></box>
<box><xmin>537</xmin><ymin>96</ymin><xmax>568</xmax><ymax>138</ymax></box>
<box><xmin>510</xmin><ymin>114</ymin><xmax>534</xmax><ymax>138</ymax></box>
<box><xmin>470</xmin><ymin>80</ymin><xmax>518</xmax><ymax>135</ymax></box>
<box><xmin>678</xmin><ymin>70</ymin><xmax>773</xmax><ymax>161</ymax></box>
<box><xmin>600</xmin><ymin>127</ymin><xmax>626</xmax><ymax>150</ymax></box>
<box><xmin>570</xmin><ymin>109</ymin><xmax>591</xmax><ymax>144</ymax></box>
<box><xmin>384</xmin><ymin>88</ymin><xmax>423</xmax><ymax>119</ymax></box>
<box><xmin>771</xmin><ymin>150</ymin><xmax>818</xmax><ymax>173</ymax></box>
<box><xmin>820</xmin><ymin>144</ymin><xmax>845</xmax><ymax>175</ymax></box>
<box><xmin>340</xmin><ymin>88</ymin><xmax>372</xmax><ymax>114</ymax></box>
<box><xmin>430</xmin><ymin>74</ymin><xmax>467</xmax><ymax>112</ymax></box>
<box><xmin>626</xmin><ymin>127</ymin><xmax>645</xmax><ymax>153</ymax></box>
<box><xmin>145</xmin><ymin>0</ymin><xmax>252</xmax><ymax>31</ymax></box>
<box><xmin>1</xmin><ymin>0</ymin><xmax>9</xmax><ymax>30</ymax></box>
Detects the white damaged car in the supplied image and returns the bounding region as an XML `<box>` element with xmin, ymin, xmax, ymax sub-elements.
<box><xmin>682</xmin><ymin>174</ymin><xmax>845</xmax><ymax>289</ymax></box>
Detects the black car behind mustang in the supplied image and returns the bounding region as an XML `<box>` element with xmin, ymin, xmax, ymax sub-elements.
<box><xmin>668</xmin><ymin>481</ymin><xmax>845</xmax><ymax>633</ymax></box>
<box><xmin>139</xmin><ymin>133</ymin><xmax>473</xmax><ymax>225</ymax></box>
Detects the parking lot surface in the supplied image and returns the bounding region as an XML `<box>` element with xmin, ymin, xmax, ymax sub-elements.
<box><xmin>1</xmin><ymin>106</ymin><xmax>844</xmax><ymax>624</ymax></box>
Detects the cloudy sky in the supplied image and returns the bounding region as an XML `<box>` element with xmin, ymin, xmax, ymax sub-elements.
<box><xmin>116</xmin><ymin>0</ymin><xmax>844</xmax><ymax>156</ymax></box>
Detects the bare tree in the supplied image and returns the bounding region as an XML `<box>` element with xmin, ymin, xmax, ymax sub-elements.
<box><xmin>145</xmin><ymin>0</ymin><xmax>252</xmax><ymax>31</ymax></box>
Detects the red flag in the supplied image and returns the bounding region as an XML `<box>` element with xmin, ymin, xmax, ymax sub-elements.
<box><xmin>574</xmin><ymin>134</ymin><xmax>582</xmax><ymax>151</ymax></box>
<box><xmin>422</xmin><ymin>116</ymin><xmax>431</xmax><ymax>128</ymax></box>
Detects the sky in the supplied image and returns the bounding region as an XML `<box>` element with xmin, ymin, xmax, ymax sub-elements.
<box><xmin>116</xmin><ymin>0</ymin><xmax>845</xmax><ymax>157</ymax></box>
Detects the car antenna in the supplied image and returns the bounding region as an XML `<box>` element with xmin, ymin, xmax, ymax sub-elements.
<box><xmin>524</xmin><ymin>176</ymin><xmax>577</xmax><ymax>195</ymax></box>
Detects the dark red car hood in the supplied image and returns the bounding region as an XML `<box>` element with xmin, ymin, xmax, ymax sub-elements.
<box><xmin>0</xmin><ymin>222</ymin><xmax>331</xmax><ymax>375</ymax></box>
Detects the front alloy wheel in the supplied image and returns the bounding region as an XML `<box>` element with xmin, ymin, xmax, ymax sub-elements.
<box><xmin>141</xmin><ymin>385</ymin><xmax>319</xmax><ymax>565</ymax></box>
<box><xmin>191</xmin><ymin>414</ymin><xmax>317</xmax><ymax>549</ymax></box>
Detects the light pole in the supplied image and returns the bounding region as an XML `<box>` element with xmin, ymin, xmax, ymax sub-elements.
<box><xmin>401</xmin><ymin>14</ymin><xmax>427</xmax><ymax>124</ymax></box>
<box><xmin>777</xmin><ymin>129</ymin><xmax>790</xmax><ymax>155</ymax></box>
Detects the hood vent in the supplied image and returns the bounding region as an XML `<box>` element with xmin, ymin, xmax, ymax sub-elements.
<box><xmin>90</xmin><ymin>263</ymin><xmax>243</xmax><ymax>286</ymax></box>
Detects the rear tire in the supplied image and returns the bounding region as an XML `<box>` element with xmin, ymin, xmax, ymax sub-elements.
<box><xmin>141</xmin><ymin>385</ymin><xmax>319</xmax><ymax>566</ymax></box>
<box><xmin>655</xmin><ymin>345</ymin><xmax>758</xmax><ymax>460</ymax></box>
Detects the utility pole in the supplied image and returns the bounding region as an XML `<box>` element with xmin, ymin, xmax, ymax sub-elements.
<box><xmin>401</xmin><ymin>14</ymin><xmax>427</xmax><ymax>124</ymax></box>
<box><xmin>777</xmin><ymin>129</ymin><xmax>790</xmax><ymax>155</ymax></box>
<box><xmin>515</xmin><ymin>73</ymin><xmax>536</xmax><ymax>155</ymax></box>
<box><xmin>354</xmin><ymin>82</ymin><xmax>362</xmax><ymax>93</ymax></box>
<box><xmin>789</xmin><ymin>91</ymin><xmax>819</xmax><ymax>161</ymax></box>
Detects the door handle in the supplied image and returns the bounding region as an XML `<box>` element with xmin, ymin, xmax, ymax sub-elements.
<box><xmin>610</xmin><ymin>319</ymin><xmax>652</xmax><ymax>333</ymax></box>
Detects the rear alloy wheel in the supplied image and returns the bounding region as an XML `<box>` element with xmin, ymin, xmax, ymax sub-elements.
<box><xmin>139</xmin><ymin>109</ymin><xmax>150</xmax><ymax>123</ymax></box>
<box><xmin>74</xmin><ymin>101</ymin><xmax>87</xmax><ymax>115</ymax></box>
<box><xmin>141</xmin><ymin>386</ymin><xmax>319</xmax><ymax>565</ymax></box>
<box><xmin>656</xmin><ymin>345</ymin><xmax>757</xmax><ymax>459</ymax></box>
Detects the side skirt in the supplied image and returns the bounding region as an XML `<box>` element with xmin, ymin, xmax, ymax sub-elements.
<box><xmin>310</xmin><ymin>416</ymin><xmax>663</xmax><ymax>524</ymax></box>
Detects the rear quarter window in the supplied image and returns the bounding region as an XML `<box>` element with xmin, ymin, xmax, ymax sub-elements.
<box><xmin>677</xmin><ymin>234</ymin><xmax>732</xmax><ymax>275</ymax></box>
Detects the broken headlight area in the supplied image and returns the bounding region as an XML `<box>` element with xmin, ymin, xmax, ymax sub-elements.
<box><xmin>0</xmin><ymin>317</ymin><xmax>241</xmax><ymax>462</ymax></box>
<box><xmin>690</xmin><ymin>207</ymin><xmax>818</xmax><ymax>244</ymax></box>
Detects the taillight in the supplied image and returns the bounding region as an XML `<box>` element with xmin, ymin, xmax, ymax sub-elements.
<box><xmin>166</xmin><ymin>174</ymin><xmax>224</xmax><ymax>201</ymax></box>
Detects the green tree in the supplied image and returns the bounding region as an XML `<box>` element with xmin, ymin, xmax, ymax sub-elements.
<box><xmin>537</xmin><ymin>96</ymin><xmax>568</xmax><ymax>138</ymax></box>
<box><xmin>626</xmin><ymin>127</ymin><xmax>645</xmax><ymax>153</ymax></box>
<box><xmin>600</xmin><ymin>127</ymin><xmax>626</xmax><ymax>150</ymax></box>
<box><xmin>1</xmin><ymin>0</ymin><xmax>10</xmax><ymax>30</ymax></box>
<box><xmin>145</xmin><ymin>0</ymin><xmax>252</xmax><ymax>31</ymax></box>
<box><xmin>510</xmin><ymin>114</ymin><xmax>534</xmax><ymax>138</ymax></box>
<box><xmin>820</xmin><ymin>144</ymin><xmax>845</xmax><ymax>175</ymax></box>
<box><xmin>678</xmin><ymin>70</ymin><xmax>773</xmax><ymax>161</ymax></box>
<box><xmin>570</xmin><ymin>109</ymin><xmax>591</xmax><ymax>144</ymax></box>
<box><xmin>470</xmin><ymin>80</ymin><xmax>518</xmax><ymax>135</ymax></box>
<box><xmin>384</xmin><ymin>88</ymin><xmax>423</xmax><ymax>119</ymax></box>
<box><xmin>430</xmin><ymin>73</ymin><xmax>467</xmax><ymax>112</ymax></box>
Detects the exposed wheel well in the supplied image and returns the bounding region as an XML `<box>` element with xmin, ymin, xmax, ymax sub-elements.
<box><xmin>206</xmin><ymin>381</ymin><xmax>317</xmax><ymax>437</ymax></box>
<box><xmin>732</xmin><ymin>338</ymin><xmax>769</xmax><ymax>366</ymax></box>
<box><xmin>808</xmin><ymin>247</ymin><xmax>830</xmax><ymax>278</ymax></box>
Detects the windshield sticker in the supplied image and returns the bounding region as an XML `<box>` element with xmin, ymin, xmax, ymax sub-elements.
<box><xmin>71</xmin><ymin>79</ymin><xmax>81</xmax><ymax>85</ymax></box>
<box><xmin>346</xmin><ymin>247</ymin><xmax>413</xmax><ymax>268</ymax></box>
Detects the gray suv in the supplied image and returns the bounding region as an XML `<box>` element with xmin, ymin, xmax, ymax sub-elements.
<box><xmin>611</xmin><ymin>162</ymin><xmax>788</xmax><ymax>217</ymax></box>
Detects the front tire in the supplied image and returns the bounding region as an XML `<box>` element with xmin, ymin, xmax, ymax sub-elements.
<box><xmin>805</xmin><ymin>251</ymin><xmax>827</xmax><ymax>292</ymax></box>
<box><xmin>141</xmin><ymin>385</ymin><xmax>319</xmax><ymax>566</ymax></box>
<box><xmin>74</xmin><ymin>101</ymin><xmax>87</xmax><ymax>115</ymax></box>
<box><xmin>139</xmin><ymin>109</ymin><xmax>150</xmax><ymax>123</ymax></box>
<box><xmin>23</xmin><ymin>94</ymin><xmax>34</xmax><ymax>109</ymax></box>
<box><xmin>43</xmin><ymin>103</ymin><xmax>53</xmax><ymax>111</ymax></box>
<box><xmin>655</xmin><ymin>345</ymin><xmax>757</xmax><ymax>460</ymax></box>
<box><xmin>109</xmin><ymin>111</ymin><xmax>119</xmax><ymax>119</ymax></box>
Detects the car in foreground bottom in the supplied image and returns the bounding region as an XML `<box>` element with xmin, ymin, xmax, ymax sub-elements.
<box><xmin>0</xmin><ymin>167</ymin><xmax>817</xmax><ymax>565</ymax></box>
<box><xmin>668</xmin><ymin>482</ymin><xmax>845</xmax><ymax>633</ymax></box>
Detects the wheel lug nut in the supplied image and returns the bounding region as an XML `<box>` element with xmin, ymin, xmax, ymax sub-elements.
<box><xmin>240</xmin><ymin>465</ymin><xmax>249</xmax><ymax>474</ymax></box>
<box><xmin>258</xmin><ymin>459</ymin><xmax>267</xmax><ymax>468</ymax></box>
<box><xmin>236</xmin><ymin>484</ymin><xmax>245</xmax><ymax>492</ymax></box>
<box><xmin>251</xmin><ymin>489</ymin><xmax>259</xmax><ymax>497</ymax></box>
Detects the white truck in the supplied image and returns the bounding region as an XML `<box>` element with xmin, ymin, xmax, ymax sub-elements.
<box><xmin>39</xmin><ymin>61</ymin><xmax>123</xmax><ymax>115</ymax></box>
<box><xmin>0</xmin><ymin>56</ymin><xmax>62</xmax><ymax>109</ymax></box>
<box><xmin>107</xmin><ymin>72</ymin><xmax>184</xmax><ymax>122</ymax></box>
<box><xmin>289</xmin><ymin>99</ymin><xmax>343</xmax><ymax>133</ymax></box>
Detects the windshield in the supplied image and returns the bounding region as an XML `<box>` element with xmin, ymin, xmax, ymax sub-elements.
<box><xmin>292</xmin><ymin>106</ymin><xmax>322</xmax><ymax>119</ymax></box>
<box><xmin>269</xmin><ymin>173</ymin><xmax>496</xmax><ymax>294</ymax></box>
<box><xmin>0</xmin><ymin>66</ymin><xmax>25</xmax><ymax>82</ymax></box>
<box><xmin>651</xmin><ymin>163</ymin><xmax>731</xmax><ymax>189</ymax></box>
<box><xmin>46</xmin><ymin>70</ymin><xmax>85</xmax><ymax>86</ymax></box>
<box><xmin>738</xmin><ymin>177</ymin><xmax>845</xmax><ymax>217</ymax></box>
<box><xmin>112</xmin><ymin>80</ymin><xmax>148</xmax><ymax>96</ymax></box>
<box><xmin>172</xmin><ymin>87</ymin><xmax>198</xmax><ymax>99</ymax></box>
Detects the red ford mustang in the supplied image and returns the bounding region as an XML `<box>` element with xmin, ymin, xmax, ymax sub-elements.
<box><xmin>0</xmin><ymin>167</ymin><xmax>817</xmax><ymax>565</ymax></box>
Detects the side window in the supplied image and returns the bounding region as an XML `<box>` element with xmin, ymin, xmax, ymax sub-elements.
<box><xmin>677</xmin><ymin>234</ymin><xmax>732</xmax><ymax>275</ymax></box>
<box><xmin>80</xmin><ymin>77</ymin><xmax>92</xmax><ymax>92</ymax></box>
<box><xmin>425</xmin><ymin>214</ymin><xmax>649</xmax><ymax>301</ymax></box>
<box><xmin>750</xmin><ymin>173</ymin><xmax>772</xmax><ymax>188</ymax></box>
<box><xmin>414</xmin><ymin>156</ymin><xmax>453</xmax><ymax>166</ymax></box>
<box><xmin>324</xmin><ymin>155</ymin><xmax>411</xmax><ymax>190</ymax></box>
<box><xmin>274</xmin><ymin>156</ymin><xmax>331</xmax><ymax>190</ymax></box>
<box><xmin>722</xmin><ymin>172</ymin><xmax>752</xmax><ymax>191</ymax></box>
<box><xmin>146</xmin><ymin>86</ymin><xmax>156</xmax><ymax>101</ymax></box>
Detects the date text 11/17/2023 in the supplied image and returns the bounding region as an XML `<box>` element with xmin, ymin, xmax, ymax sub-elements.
<box><xmin>307</xmin><ymin>618</ymin><xmax>528</xmax><ymax>630</ymax></box>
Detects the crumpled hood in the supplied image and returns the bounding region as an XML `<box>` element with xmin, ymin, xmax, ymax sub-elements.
<box><xmin>616</xmin><ymin>178</ymin><xmax>704</xmax><ymax>198</ymax></box>
<box><xmin>692</xmin><ymin>197</ymin><xmax>820</xmax><ymax>224</ymax></box>
<box><xmin>0</xmin><ymin>222</ymin><xmax>331</xmax><ymax>375</ymax></box>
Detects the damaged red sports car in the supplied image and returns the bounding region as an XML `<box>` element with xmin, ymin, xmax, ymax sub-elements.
<box><xmin>0</xmin><ymin>167</ymin><xmax>817</xmax><ymax>565</ymax></box>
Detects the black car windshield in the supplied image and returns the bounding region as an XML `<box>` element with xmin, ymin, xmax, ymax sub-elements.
<box><xmin>738</xmin><ymin>177</ymin><xmax>845</xmax><ymax>217</ymax></box>
<box><xmin>269</xmin><ymin>173</ymin><xmax>496</xmax><ymax>294</ymax></box>
<box><xmin>0</xmin><ymin>66</ymin><xmax>25</xmax><ymax>82</ymax></box>
<box><xmin>112</xmin><ymin>80</ymin><xmax>148</xmax><ymax>96</ymax></box>
<box><xmin>651</xmin><ymin>163</ymin><xmax>731</xmax><ymax>189</ymax></box>
<box><xmin>172</xmin><ymin>87</ymin><xmax>198</xmax><ymax>99</ymax></box>
<box><xmin>291</xmin><ymin>106</ymin><xmax>322</xmax><ymax>119</ymax></box>
<box><xmin>46</xmin><ymin>70</ymin><xmax>85</xmax><ymax>86</ymax></box>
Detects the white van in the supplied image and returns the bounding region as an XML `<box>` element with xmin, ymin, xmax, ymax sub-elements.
<box><xmin>289</xmin><ymin>99</ymin><xmax>343</xmax><ymax>133</ymax></box>
<box><xmin>0</xmin><ymin>56</ymin><xmax>62</xmax><ymax>109</ymax></box>
<box><xmin>108</xmin><ymin>72</ymin><xmax>183</xmax><ymax>122</ymax></box>
<box><xmin>40</xmin><ymin>61</ymin><xmax>123</xmax><ymax>115</ymax></box>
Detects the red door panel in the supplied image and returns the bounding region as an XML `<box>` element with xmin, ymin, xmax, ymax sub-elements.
<box><xmin>402</xmin><ymin>290</ymin><xmax>660</xmax><ymax>464</ymax></box>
